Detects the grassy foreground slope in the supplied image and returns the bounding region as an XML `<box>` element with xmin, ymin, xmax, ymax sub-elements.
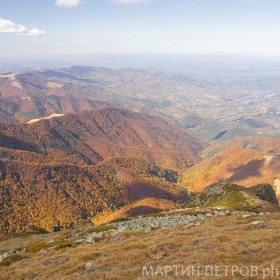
<box><xmin>1</xmin><ymin>211</ymin><xmax>280</xmax><ymax>279</ymax></box>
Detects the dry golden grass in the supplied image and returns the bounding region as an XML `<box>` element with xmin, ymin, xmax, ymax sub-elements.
<box><xmin>1</xmin><ymin>213</ymin><xmax>280</xmax><ymax>279</ymax></box>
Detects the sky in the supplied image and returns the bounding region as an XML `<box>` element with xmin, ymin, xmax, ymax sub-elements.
<box><xmin>1</xmin><ymin>0</ymin><xmax>280</xmax><ymax>58</ymax></box>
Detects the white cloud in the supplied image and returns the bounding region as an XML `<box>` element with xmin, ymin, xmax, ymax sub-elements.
<box><xmin>0</xmin><ymin>17</ymin><xmax>46</xmax><ymax>36</ymax></box>
<box><xmin>55</xmin><ymin>0</ymin><xmax>82</xmax><ymax>7</ymax></box>
<box><xmin>18</xmin><ymin>28</ymin><xmax>47</xmax><ymax>37</ymax></box>
<box><xmin>111</xmin><ymin>0</ymin><xmax>153</xmax><ymax>4</ymax></box>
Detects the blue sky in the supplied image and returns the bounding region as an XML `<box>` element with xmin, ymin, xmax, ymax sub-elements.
<box><xmin>1</xmin><ymin>0</ymin><xmax>280</xmax><ymax>58</ymax></box>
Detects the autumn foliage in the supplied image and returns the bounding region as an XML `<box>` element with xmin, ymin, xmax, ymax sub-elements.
<box><xmin>0</xmin><ymin>107</ymin><xmax>205</xmax><ymax>234</ymax></box>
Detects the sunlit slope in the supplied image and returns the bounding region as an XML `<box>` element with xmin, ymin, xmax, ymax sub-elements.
<box><xmin>93</xmin><ymin>197</ymin><xmax>180</xmax><ymax>225</ymax></box>
<box><xmin>180</xmin><ymin>137</ymin><xmax>280</xmax><ymax>192</ymax></box>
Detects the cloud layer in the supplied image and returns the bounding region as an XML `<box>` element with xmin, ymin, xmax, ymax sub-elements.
<box><xmin>0</xmin><ymin>17</ymin><xmax>46</xmax><ymax>36</ymax></box>
<box><xmin>111</xmin><ymin>0</ymin><xmax>153</xmax><ymax>4</ymax></box>
<box><xmin>55</xmin><ymin>0</ymin><xmax>82</xmax><ymax>7</ymax></box>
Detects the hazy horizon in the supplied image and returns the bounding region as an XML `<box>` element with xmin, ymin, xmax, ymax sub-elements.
<box><xmin>2</xmin><ymin>53</ymin><xmax>280</xmax><ymax>73</ymax></box>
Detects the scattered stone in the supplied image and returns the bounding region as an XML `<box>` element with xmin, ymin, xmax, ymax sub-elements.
<box><xmin>259</xmin><ymin>212</ymin><xmax>264</xmax><ymax>216</ymax></box>
<box><xmin>117</xmin><ymin>226</ymin><xmax>127</xmax><ymax>233</ymax></box>
<box><xmin>251</xmin><ymin>220</ymin><xmax>264</xmax><ymax>225</ymax></box>
<box><xmin>242</xmin><ymin>214</ymin><xmax>251</xmax><ymax>218</ymax></box>
<box><xmin>251</xmin><ymin>220</ymin><xmax>272</xmax><ymax>229</ymax></box>
<box><xmin>205</xmin><ymin>213</ymin><xmax>213</xmax><ymax>217</ymax></box>
<box><xmin>86</xmin><ymin>236</ymin><xmax>95</xmax><ymax>244</ymax></box>
<box><xmin>129</xmin><ymin>225</ymin><xmax>151</xmax><ymax>232</ymax></box>
<box><xmin>0</xmin><ymin>250</ymin><xmax>13</xmax><ymax>262</ymax></box>
<box><xmin>73</xmin><ymin>239</ymin><xmax>85</xmax><ymax>243</ymax></box>
<box><xmin>85</xmin><ymin>231</ymin><xmax>103</xmax><ymax>244</ymax></box>
<box><xmin>48</xmin><ymin>246</ymin><xmax>57</xmax><ymax>251</ymax></box>
<box><xmin>40</xmin><ymin>249</ymin><xmax>48</xmax><ymax>253</ymax></box>
<box><xmin>0</xmin><ymin>248</ymin><xmax>26</xmax><ymax>262</ymax></box>
<box><xmin>197</xmin><ymin>214</ymin><xmax>205</xmax><ymax>219</ymax></box>
<box><xmin>47</xmin><ymin>239</ymin><xmax>55</xmax><ymax>243</ymax></box>
<box><xmin>148</xmin><ymin>221</ymin><xmax>160</xmax><ymax>228</ymax></box>
<box><xmin>85</xmin><ymin>262</ymin><xmax>93</xmax><ymax>271</ymax></box>
<box><xmin>215</xmin><ymin>211</ymin><xmax>225</xmax><ymax>216</ymax></box>
<box><xmin>182</xmin><ymin>223</ymin><xmax>194</xmax><ymax>230</ymax></box>
<box><xmin>15</xmin><ymin>248</ymin><xmax>26</xmax><ymax>254</ymax></box>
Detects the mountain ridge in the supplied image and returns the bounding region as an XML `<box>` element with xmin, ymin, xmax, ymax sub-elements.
<box><xmin>0</xmin><ymin>107</ymin><xmax>205</xmax><ymax>234</ymax></box>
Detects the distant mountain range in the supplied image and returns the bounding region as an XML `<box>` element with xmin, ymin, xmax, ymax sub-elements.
<box><xmin>0</xmin><ymin>66</ymin><xmax>279</xmax><ymax>140</ymax></box>
<box><xmin>0</xmin><ymin>66</ymin><xmax>204</xmax><ymax>125</ymax></box>
<box><xmin>0</xmin><ymin>71</ymin><xmax>112</xmax><ymax>123</ymax></box>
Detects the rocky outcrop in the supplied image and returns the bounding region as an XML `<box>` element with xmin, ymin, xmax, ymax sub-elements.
<box><xmin>248</xmin><ymin>184</ymin><xmax>278</xmax><ymax>205</ymax></box>
<box><xmin>202</xmin><ymin>184</ymin><xmax>226</xmax><ymax>195</ymax></box>
<box><xmin>0</xmin><ymin>248</ymin><xmax>26</xmax><ymax>262</ymax></box>
<box><xmin>189</xmin><ymin>183</ymin><xmax>280</xmax><ymax>212</ymax></box>
<box><xmin>73</xmin><ymin>209</ymin><xmax>238</xmax><ymax>244</ymax></box>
